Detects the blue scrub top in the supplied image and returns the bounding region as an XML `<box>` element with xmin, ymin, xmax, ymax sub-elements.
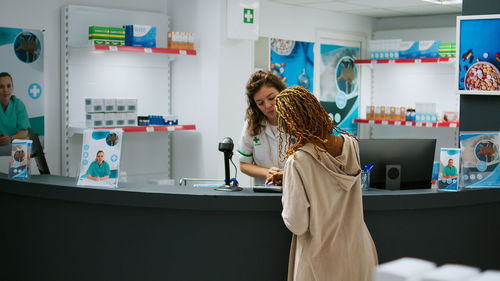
<box><xmin>442</xmin><ymin>165</ymin><xmax>457</xmax><ymax>177</ymax></box>
<box><xmin>0</xmin><ymin>96</ymin><xmax>30</xmax><ymax>136</ymax></box>
<box><xmin>87</xmin><ymin>160</ymin><xmax>110</xmax><ymax>178</ymax></box>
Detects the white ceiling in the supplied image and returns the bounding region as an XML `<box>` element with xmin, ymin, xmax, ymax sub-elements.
<box><xmin>270</xmin><ymin>0</ymin><xmax>462</xmax><ymax>18</ymax></box>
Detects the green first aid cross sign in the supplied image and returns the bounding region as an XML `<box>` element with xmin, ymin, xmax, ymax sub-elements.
<box><xmin>243</xmin><ymin>8</ymin><xmax>254</xmax><ymax>24</ymax></box>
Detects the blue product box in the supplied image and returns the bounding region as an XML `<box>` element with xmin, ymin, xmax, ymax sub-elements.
<box><xmin>399</xmin><ymin>41</ymin><xmax>419</xmax><ymax>59</ymax></box>
<box><xmin>124</xmin><ymin>25</ymin><xmax>156</xmax><ymax>48</ymax></box>
<box><xmin>419</xmin><ymin>40</ymin><xmax>440</xmax><ymax>58</ymax></box>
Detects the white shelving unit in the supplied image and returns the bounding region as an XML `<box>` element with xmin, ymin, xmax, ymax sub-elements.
<box><xmin>61</xmin><ymin>5</ymin><xmax>196</xmax><ymax>181</ymax></box>
<box><xmin>355</xmin><ymin>57</ymin><xmax>459</xmax><ymax>159</ymax></box>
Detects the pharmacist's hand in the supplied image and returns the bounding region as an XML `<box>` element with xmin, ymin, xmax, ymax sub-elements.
<box><xmin>265</xmin><ymin>170</ymin><xmax>283</xmax><ymax>186</ymax></box>
<box><xmin>0</xmin><ymin>134</ymin><xmax>11</xmax><ymax>146</ymax></box>
<box><xmin>267</xmin><ymin>167</ymin><xmax>283</xmax><ymax>179</ymax></box>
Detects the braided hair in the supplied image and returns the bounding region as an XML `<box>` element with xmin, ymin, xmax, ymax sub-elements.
<box><xmin>245</xmin><ymin>70</ymin><xmax>287</xmax><ymax>136</ymax></box>
<box><xmin>275</xmin><ymin>86</ymin><xmax>355</xmax><ymax>161</ymax></box>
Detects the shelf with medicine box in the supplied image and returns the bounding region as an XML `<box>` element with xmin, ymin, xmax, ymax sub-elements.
<box><xmin>62</xmin><ymin>5</ymin><xmax>196</xmax><ymax>181</ymax></box>
<box><xmin>93</xmin><ymin>44</ymin><xmax>197</xmax><ymax>56</ymax></box>
<box><xmin>68</xmin><ymin>124</ymin><xmax>196</xmax><ymax>137</ymax></box>
<box><xmin>354</xmin><ymin>119</ymin><xmax>459</xmax><ymax>128</ymax></box>
<box><xmin>354</xmin><ymin>57</ymin><xmax>455</xmax><ymax>65</ymax></box>
<box><xmin>356</xmin><ymin>49</ymin><xmax>459</xmax><ymax>150</ymax></box>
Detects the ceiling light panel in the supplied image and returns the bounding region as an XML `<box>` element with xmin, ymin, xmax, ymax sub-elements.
<box><xmin>344</xmin><ymin>0</ymin><xmax>433</xmax><ymax>8</ymax></box>
<box><xmin>303</xmin><ymin>1</ymin><xmax>367</xmax><ymax>11</ymax></box>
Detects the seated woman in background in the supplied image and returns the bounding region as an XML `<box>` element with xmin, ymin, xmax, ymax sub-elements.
<box><xmin>0</xmin><ymin>72</ymin><xmax>30</xmax><ymax>155</ymax></box>
<box><xmin>275</xmin><ymin>86</ymin><xmax>378</xmax><ymax>281</ymax></box>
<box><xmin>237</xmin><ymin>70</ymin><xmax>288</xmax><ymax>186</ymax></box>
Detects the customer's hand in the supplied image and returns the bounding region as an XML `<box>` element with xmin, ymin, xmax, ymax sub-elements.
<box><xmin>265</xmin><ymin>170</ymin><xmax>283</xmax><ymax>186</ymax></box>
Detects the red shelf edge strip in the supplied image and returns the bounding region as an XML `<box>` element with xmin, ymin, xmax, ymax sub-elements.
<box><xmin>93</xmin><ymin>45</ymin><xmax>197</xmax><ymax>55</ymax></box>
<box><xmin>353</xmin><ymin>119</ymin><xmax>459</xmax><ymax>128</ymax></box>
<box><xmin>93</xmin><ymin>124</ymin><xmax>197</xmax><ymax>132</ymax></box>
<box><xmin>354</xmin><ymin>57</ymin><xmax>455</xmax><ymax>64</ymax></box>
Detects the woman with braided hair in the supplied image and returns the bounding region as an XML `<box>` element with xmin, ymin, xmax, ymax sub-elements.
<box><xmin>237</xmin><ymin>70</ymin><xmax>288</xmax><ymax>185</ymax></box>
<box><xmin>275</xmin><ymin>86</ymin><xmax>377</xmax><ymax>281</ymax></box>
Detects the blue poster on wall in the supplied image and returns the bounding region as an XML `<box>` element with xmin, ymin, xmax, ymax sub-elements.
<box><xmin>0</xmin><ymin>27</ymin><xmax>44</xmax><ymax>140</ymax></box>
<box><xmin>458</xmin><ymin>16</ymin><xmax>500</xmax><ymax>93</ymax></box>
<box><xmin>319</xmin><ymin>44</ymin><xmax>360</xmax><ymax>136</ymax></box>
<box><xmin>270</xmin><ymin>38</ymin><xmax>314</xmax><ymax>92</ymax></box>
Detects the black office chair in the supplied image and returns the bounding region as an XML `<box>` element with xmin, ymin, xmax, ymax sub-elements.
<box><xmin>28</xmin><ymin>128</ymin><xmax>50</xmax><ymax>175</ymax></box>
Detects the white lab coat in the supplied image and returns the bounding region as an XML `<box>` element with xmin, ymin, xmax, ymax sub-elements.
<box><xmin>237</xmin><ymin>120</ymin><xmax>285</xmax><ymax>185</ymax></box>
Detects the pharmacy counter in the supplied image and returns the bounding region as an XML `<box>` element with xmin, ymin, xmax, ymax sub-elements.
<box><xmin>1</xmin><ymin>174</ymin><xmax>500</xmax><ymax>281</ymax></box>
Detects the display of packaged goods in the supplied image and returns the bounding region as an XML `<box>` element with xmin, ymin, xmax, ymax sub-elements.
<box><xmin>438</xmin><ymin>42</ymin><xmax>456</xmax><ymax>57</ymax></box>
<box><xmin>89</xmin><ymin>39</ymin><xmax>125</xmax><ymax>46</ymax></box>
<box><xmin>104</xmin><ymin>98</ymin><xmax>116</xmax><ymax>112</ymax></box>
<box><xmin>114</xmin><ymin>113</ymin><xmax>126</xmax><ymax>126</ymax></box>
<box><xmin>104</xmin><ymin>113</ymin><xmax>116</xmax><ymax>127</ymax></box>
<box><xmin>419</xmin><ymin>40</ymin><xmax>440</xmax><ymax>58</ymax></box>
<box><xmin>86</xmin><ymin>113</ymin><xmax>105</xmax><ymax>127</ymax></box>
<box><xmin>126</xmin><ymin>112</ymin><xmax>137</xmax><ymax>126</ymax></box>
<box><xmin>9</xmin><ymin>139</ymin><xmax>32</xmax><ymax>179</ymax></box>
<box><xmin>125</xmin><ymin>98</ymin><xmax>137</xmax><ymax>112</ymax></box>
<box><xmin>108</xmin><ymin>27</ymin><xmax>125</xmax><ymax>40</ymax></box>
<box><xmin>88</xmin><ymin>26</ymin><xmax>109</xmax><ymax>40</ymax></box>
<box><xmin>368</xmin><ymin>39</ymin><xmax>401</xmax><ymax>59</ymax></box>
<box><xmin>438</xmin><ymin>148</ymin><xmax>461</xmax><ymax>191</ymax></box>
<box><xmin>399</xmin><ymin>41</ymin><xmax>419</xmax><ymax>59</ymax></box>
<box><xmin>85</xmin><ymin>98</ymin><xmax>104</xmax><ymax>113</ymax></box>
<box><xmin>460</xmin><ymin>132</ymin><xmax>500</xmax><ymax>188</ymax></box>
<box><xmin>124</xmin><ymin>25</ymin><xmax>156</xmax><ymax>47</ymax></box>
<box><xmin>167</xmin><ymin>32</ymin><xmax>194</xmax><ymax>50</ymax></box>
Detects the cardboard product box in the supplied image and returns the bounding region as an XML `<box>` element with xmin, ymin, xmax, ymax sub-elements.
<box><xmin>85</xmin><ymin>98</ymin><xmax>104</xmax><ymax>113</ymax></box>
<box><xmin>399</xmin><ymin>107</ymin><xmax>406</xmax><ymax>121</ymax></box>
<box><xmin>86</xmin><ymin>113</ymin><xmax>105</xmax><ymax>127</ymax></box>
<box><xmin>89</xmin><ymin>39</ymin><xmax>125</xmax><ymax>46</ymax></box>
<box><xmin>114</xmin><ymin>113</ymin><xmax>127</xmax><ymax>126</ymax></box>
<box><xmin>419</xmin><ymin>40</ymin><xmax>440</xmax><ymax>58</ymax></box>
<box><xmin>88</xmin><ymin>26</ymin><xmax>109</xmax><ymax>40</ymax></box>
<box><xmin>399</xmin><ymin>41</ymin><xmax>419</xmax><ymax>59</ymax></box>
<box><xmin>104</xmin><ymin>113</ymin><xmax>115</xmax><ymax>127</ymax></box>
<box><xmin>389</xmin><ymin>106</ymin><xmax>397</xmax><ymax>120</ymax></box>
<box><xmin>374</xmin><ymin>106</ymin><xmax>382</xmax><ymax>120</ymax></box>
<box><xmin>124</xmin><ymin>25</ymin><xmax>156</xmax><ymax>47</ymax></box>
<box><xmin>115</xmin><ymin>98</ymin><xmax>128</xmax><ymax>112</ymax></box>
<box><xmin>366</xmin><ymin>105</ymin><xmax>375</xmax><ymax>120</ymax></box>
<box><xmin>126</xmin><ymin>112</ymin><xmax>137</xmax><ymax>126</ymax></box>
<box><xmin>167</xmin><ymin>32</ymin><xmax>194</xmax><ymax>50</ymax></box>
<box><xmin>108</xmin><ymin>27</ymin><xmax>125</xmax><ymax>40</ymax></box>
<box><xmin>125</xmin><ymin>98</ymin><xmax>137</xmax><ymax>112</ymax></box>
<box><xmin>104</xmin><ymin>98</ymin><xmax>116</xmax><ymax>112</ymax></box>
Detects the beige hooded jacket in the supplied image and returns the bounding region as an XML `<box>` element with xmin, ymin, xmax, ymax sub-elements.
<box><xmin>281</xmin><ymin>135</ymin><xmax>378</xmax><ymax>281</ymax></box>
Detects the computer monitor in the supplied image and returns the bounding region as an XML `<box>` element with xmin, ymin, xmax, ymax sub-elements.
<box><xmin>359</xmin><ymin>139</ymin><xmax>436</xmax><ymax>190</ymax></box>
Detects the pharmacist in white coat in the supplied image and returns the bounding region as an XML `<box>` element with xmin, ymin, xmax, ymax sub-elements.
<box><xmin>237</xmin><ymin>70</ymin><xmax>287</xmax><ymax>186</ymax></box>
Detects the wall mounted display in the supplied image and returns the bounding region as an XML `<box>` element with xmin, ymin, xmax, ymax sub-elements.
<box><xmin>460</xmin><ymin>131</ymin><xmax>500</xmax><ymax>188</ymax></box>
<box><xmin>457</xmin><ymin>14</ymin><xmax>500</xmax><ymax>95</ymax></box>
<box><xmin>0</xmin><ymin>27</ymin><xmax>44</xmax><ymax>139</ymax></box>
<box><xmin>318</xmin><ymin>43</ymin><xmax>360</xmax><ymax>136</ymax></box>
<box><xmin>270</xmin><ymin>38</ymin><xmax>314</xmax><ymax>93</ymax></box>
<box><xmin>77</xmin><ymin>129</ymin><xmax>123</xmax><ymax>188</ymax></box>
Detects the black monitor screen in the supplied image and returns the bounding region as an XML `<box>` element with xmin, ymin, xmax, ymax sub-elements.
<box><xmin>359</xmin><ymin>139</ymin><xmax>436</xmax><ymax>190</ymax></box>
